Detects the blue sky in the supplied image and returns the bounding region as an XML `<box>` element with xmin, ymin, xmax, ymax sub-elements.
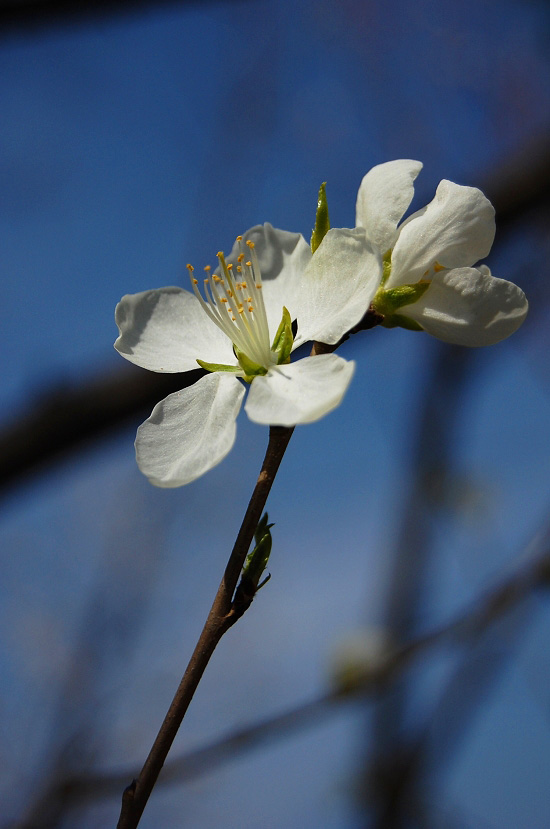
<box><xmin>1</xmin><ymin>0</ymin><xmax>550</xmax><ymax>826</ymax></box>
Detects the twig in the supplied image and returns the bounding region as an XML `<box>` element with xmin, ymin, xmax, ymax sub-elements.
<box><xmin>44</xmin><ymin>542</ymin><xmax>550</xmax><ymax>818</ymax></box>
<box><xmin>116</xmin><ymin>424</ymin><xmax>294</xmax><ymax>829</ymax></box>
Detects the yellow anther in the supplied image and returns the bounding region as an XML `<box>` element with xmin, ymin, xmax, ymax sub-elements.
<box><xmin>212</xmin><ymin>274</ymin><xmax>222</xmax><ymax>283</ymax></box>
<box><xmin>246</xmin><ymin>240</ymin><xmax>255</xmax><ymax>249</ymax></box>
<box><xmin>434</xmin><ymin>262</ymin><xmax>445</xmax><ymax>272</ymax></box>
<box><xmin>221</xmin><ymin>297</ymin><xmax>228</xmax><ymax>303</ymax></box>
<box><xmin>238</xmin><ymin>307</ymin><xmax>244</xmax><ymax>314</ymax></box>
<box><xmin>236</xmin><ymin>235</ymin><xmax>242</xmax><ymax>241</ymax></box>
<box><xmin>256</xmin><ymin>284</ymin><xmax>262</xmax><ymax>289</ymax></box>
<box><xmin>248</xmin><ymin>306</ymin><xmax>254</xmax><ymax>312</ymax></box>
<box><xmin>204</xmin><ymin>264</ymin><xmax>211</xmax><ymax>272</ymax></box>
<box><xmin>237</xmin><ymin>265</ymin><xmax>242</xmax><ymax>272</ymax></box>
<box><xmin>246</xmin><ymin>260</ymin><xmax>252</xmax><ymax>267</ymax></box>
<box><xmin>186</xmin><ymin>264</ymin><xmax>194</xmax><ymax>272</ymax></box>
<box><xmin>227</xmin><ymin>263</ymin><xmax>233</xmax><ymax>270</ymax></box>
<box><xmin>228</xmin><ymin>290</ymin><xmax>233</xmax><ymax>298</ymax></box>
<box><xmin>204</xmin><ymin>278</ymin><xmax>209</xmax><ymax>284</ymax></box>
<box><xmin>237</xmin><ymin>253</ymin><xmax>245</xmax><ymax>262</ymax></box>
<box><xmin>247</xmin><ymin>296</ymin><xmax>252</xmax><ymax>302</ymax></box>
<box><xmin>192</xmin><ymin>278</ymin><xmax>198</xmax><ymax>285</ymax></box>
<box><xmin>217</xmin><ymin>251</ymin><xmax>224</xmax><ymax>258</ymax></box>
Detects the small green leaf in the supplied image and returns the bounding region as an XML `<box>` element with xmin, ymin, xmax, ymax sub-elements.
<box><xmin>254</xmin><ymin>512</ymin><xmax>272</xmax><ymax>545</ymax></box>
<box><xmin>271</xmin><ymin>306</ymin><xmax>294</xmax><ymax>364</ymax></box>
<box><xmin>234</xmin><ymin>347</ymin><xmax>268</xmax><ymax>380</ymax></box>
<box><xmin>242</xmin><ymin>512</ymin><xmax>274</xmax><ymax>592</ymax></box>
<box><xmin>310</xmin><ymin>181</ymin><xmax>330</xmax><ymax>254</ymax></box>
<box><xmin>196</xmin><ymin>359</ymin><xmax>241</xmax><ymax>373</ymax></box>
<box><xmin>381</xmin><ymin>313</ymin><xmax>425</xmax><ymax>332</ymax></box>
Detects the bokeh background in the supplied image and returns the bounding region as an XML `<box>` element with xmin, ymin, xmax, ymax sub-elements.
<box><xmin>1</xmin><ymin>0</ymin><xmax>550</xmax><ymax>826</ymax></box>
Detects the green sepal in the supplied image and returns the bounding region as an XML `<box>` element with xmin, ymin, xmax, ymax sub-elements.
<box><xmin>242</xmin><ymin>512</ymin><xmax>274</xmax><ymax>592</ymax></box>
<box><xmin>196</xmin><ymin>359</ymin><xmax>241</xmax><ymax>374</ymax></box>
<box><xmin>372</xmin><ymin>281</ymin><xmax>431</xmax><ymax>316</ymax></box>
<box><xmin>381</xmin><ymin>313</ymin><xmax>425</xmax><ymax>332</ymax></box>
<box><xmin>381</xmin><ymin>249</ymin><xmax>392</xmax><ymax>286</ymax></box>
<box><xmin>271</xmin><ymin>306</ymin><xmax>294</xmax><ymax>365</ymax></box>
<box><xmin>310</xmin><ymin>181</ymin><xmax>330</xmax><ymax>254</ymax></box>
<box><xmin>234</xmin><ymin>347</ymin><xmax>268</xmax><ymax>381</ymax></box>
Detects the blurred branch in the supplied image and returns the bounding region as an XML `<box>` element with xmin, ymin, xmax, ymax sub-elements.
<box><xmin>0</xmin><ymin>0</ymin><xmax>229</xmax><ymax>32</ymax></box>
<box><xmin>27</xmin><ymin>540</ymin><xmax>550</xmax><ymax>820</ymax></box>
<box><xmin>367</xmin><ymin>569</ymin><xmax>540</xmax><ymax>826</ymax></box>
<box><xmin>0</xmin><ymin>365</ymin><xmax>203</xmax><ymax>493</ymax></box>
<box><xmin>366</xmin><ymin>339</ymin><xmax>473</xmax><ymax>828</ymax></box>
<box><xmin>0</xmin><ymin>136</ymin><xmax>549</xmax><ymax>495</ymax></box>
<box><xmin>17</xmin><ymin>481</ymin><xmax>172</xmax><ymax>829</ymax></box>
<box><xmin>357</xmin><ymin>127</ymin><xmax>550</xmax><ymax>808</ymax></box>
<box><xmin>483</xmin><ymin>133</ymin><xmax>550</xmax><ymax>231</ymax></box>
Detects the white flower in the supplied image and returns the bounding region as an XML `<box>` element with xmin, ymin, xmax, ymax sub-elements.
<box><xmin>115</xmin><ymin>223</ymin><xmax>381</xmax><ymax>486</ymax></box>
<box><xmin>356</xmin><ymin>160</ymin><xmax>528</xmax><ymax>346</ymax></box>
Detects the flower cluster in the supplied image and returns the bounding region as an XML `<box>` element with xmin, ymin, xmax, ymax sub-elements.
<box><xmin>115</xmin><ymin>161</ymin><xmax>528</xmax><ymax>487</ymax></box>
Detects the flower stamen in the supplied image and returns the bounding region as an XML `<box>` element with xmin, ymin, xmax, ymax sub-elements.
<box><xmin>188</xmin><ymin>237</ymin><xmax>278</xmax><ymax>369</ymax></box>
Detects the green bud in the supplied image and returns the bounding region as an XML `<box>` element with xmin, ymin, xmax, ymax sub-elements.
<box><xmin>254</xmin><ymin>511</ymin><xmax>271</xmax><ymax>545</ymax></box>
<box><xmin>271</xmin><ymin>306</ymin><xmax>294</xmax><ymax>365</ymax></box>
<box><xmin>310</xmin><ymin>181</ymin><xmax>330</xmax><ymax>254</ymax></box>
<box><xmin>196</xmin><ymin>359</ymin><xmax>242</xmax><ymax>374</ymax></box>
<box><xmin>242</xmin><ymin>512</ymin><xmax>274</xmax><ymax>592</ymax></box>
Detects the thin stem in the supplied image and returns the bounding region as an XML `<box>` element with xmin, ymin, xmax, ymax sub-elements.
<box><xmin>117</xmin><ymin>425</ymin><xmax>294</xmax><ymax>829</ymax></box>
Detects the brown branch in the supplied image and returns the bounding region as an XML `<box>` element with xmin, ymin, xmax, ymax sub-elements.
<box><xmin>116</xmin><ymin>424</ymin><xmax>294</xmax><ymax>829</ymax></box>
<box><xmin>45</xmin><ymin>542</ymin><xmax>550</xmax><ymax>816</ymax></box>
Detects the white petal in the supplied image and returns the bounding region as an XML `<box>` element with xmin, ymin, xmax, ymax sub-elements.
<box><xmin>245</xmin><ymin>353</ymin><xmax>355</xmax><ymax>426</ymax></box>
<box><xmin>223</xmin><ymin>223</ymin><xmax>312</xmax><ymax>336</ymax></box>
<box><xmin>355</xmin><ymin>159</ymin><xmax>423</xmax><ymax>253</ymax></box>
<box><xmin>115</xmin><ymin>287</ymin><xmax>237</xmax><ymax>372</ymax></box>
<box><xmin>135</xmin><ymin>373</ymin><xmax>245</xmax><ymax>486</ymax></box>
<box><xmin>294</xmin><ymin>228</ymin><xmax>382</xmax><ymax>346</ymax></box>
<box><xmin>389</xmin><ymin>180</ymin><xmax>496</xmax><ymax>287</ymax></box>
<box><xmin>403</xmin><ymin>267</ymin><xmax>528</xmax><ymax>346</ymax></box>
